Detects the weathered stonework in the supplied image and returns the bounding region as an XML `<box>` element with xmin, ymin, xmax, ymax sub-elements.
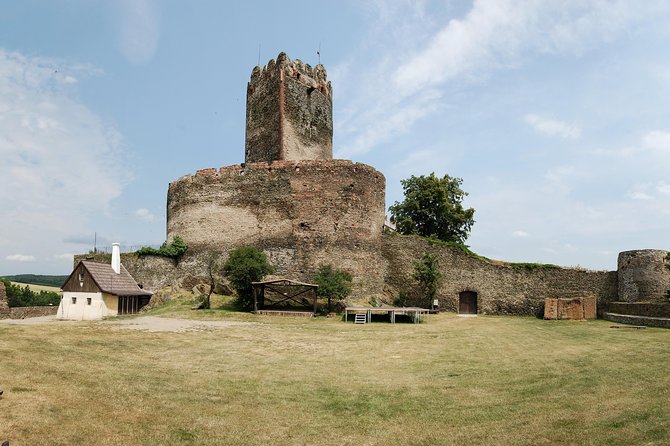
<box><xmin>245</xmin><ymin>53</ymin><xmax>332</xmax><ymax>163</ymax></box>
<box><xmin>0</xmin><ymin>282</ymin><xmax>10</xmax><ymax>319</ymax></box>
<box><xmin>381</xmin><ymin>235</ymin><xmax>618</xmax><ymax>316</ymax></box>
<box><xmin>10</xmin><ymin>306</ymin><xmax>58</xmax><ymax>319</ymax></box>
<box><xmin>99</xmin><ymin>234</ymin><xmax>619</xmax><ymax>315</ymax></box>
<box><xmin>617</xmin><ymin>250</ymin><xmax>670</xmax><ymax>303</ymax></box>
<box><xmin>166</xmin><ymin>160</ymin><xmax>386</xmax><ymax>298</ymax></box>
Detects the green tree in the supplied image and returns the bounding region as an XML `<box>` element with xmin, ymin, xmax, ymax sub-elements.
<box><xmin>412</xmin><ymin>253</ymin><xmax>442</xmax><ymax>308</ymax></box>
<box><xmin>313</xmin><ymin>264</ymin><xmax>353</xmax><ymax>312</ymax></box>
<box><xmin>0</xmin><ymin>278</ymin><xmax>59</xmax><ymax>307</ymax></box>
<box><xmin>222</xmin><ymin>246</ymin><xmax>273</xmax><ymax>311</ymax></box>
<box><xmin>389</xmin><ymin>173</ymin><xmax>475</xmax><ymax>244</ymax></box>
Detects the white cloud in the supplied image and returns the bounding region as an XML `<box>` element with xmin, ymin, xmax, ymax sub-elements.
<box><xmin>390</xmin><ymin>148</ymin><xmax>452</xmax><ymax>175</ymax></box>
<box><xmin>627</xmin><ymin>191</ymin><xmax>653</xmax><ymax>201</ymax></box>
<box><xmin>627</xmin><ymin>184</ymin><xmax>654</xmax><ymax>201</ymax></box>
<box><xmin>135</xmin><ymin>208</ymin><xmax>157</xmax><ymax>223</ymax></box>
<box><xmin>334</xmin><ymin>0</ymin><xmax>656</xmax><ymax>159</ymax></box>
<box><xmin>0</xmin><ymin>49</ymin><xmax>128</xmax><ymax>273</ymax></box>
<box><xmin>512</xmin><ymin>230</ymin><xmax>529</xmax><ymax>238</ymax></box>
<box><xmin>390</xmin><ymin>0</ymin><xmax>649</xmax><ymax>96</ymax></box>
<box><xmin>6</xmin><ymin>254</ymin><xmax>36</xmax><ymax>262</ymax></box>
<box><xmin>643</xmin><ymin>130</ymin><xmax>670</xmax><ymax>152</ymax></box>
<box><xmin>524</xmin><ymin>114</ymin><xmax>581</xmax><ymax>139</ymax></box>
<box><xmin>54</xmin><ymin>253</ymin><xmax>74</xmax><ymax>260</ymax></box>
<box><xmin>115</xmin><ymin>0</ymin><xmax>160</xmax><ymax>64</ymax></box>
<box><xmin>657</xmin><ymin>181</ymin><xmax>670</xmax><ymax>195</ymax></box>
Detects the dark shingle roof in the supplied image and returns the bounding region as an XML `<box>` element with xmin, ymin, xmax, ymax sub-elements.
<box><xmin>81</xmin><ymin>261</ymin><xmax>152</xmax><ymax>297</ymax></box>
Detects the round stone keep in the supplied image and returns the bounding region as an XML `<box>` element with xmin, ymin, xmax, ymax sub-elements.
<box><xmin>617</xmin><ymin>250</ymin><xmax>670</xmax><ymax>302</ymax></box>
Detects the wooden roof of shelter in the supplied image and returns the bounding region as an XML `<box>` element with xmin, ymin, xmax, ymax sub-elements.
<box><xmin>62</xmin><ymin>260</ymin><xmax>153</xmax><ymax>297</ymax></box>
<box><xmin>251</xmin><ymin>278</ymin><xmax>318</xmax><ymax>287</ymax></box>
<box><xmin>251</xmin><ymin>278</ymin><xmax>318</xmax><ymax>313</ymax></box>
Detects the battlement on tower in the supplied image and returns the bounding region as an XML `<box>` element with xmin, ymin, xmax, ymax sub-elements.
<box><xmin>245</xmin><ymin>52</ymin><xmax>333</xmax><ymax>163</ymax></box>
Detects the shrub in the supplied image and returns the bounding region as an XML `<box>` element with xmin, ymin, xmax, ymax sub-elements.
<box><xmin>222</xmin><ymin>246</ymin><xmax>273</xmax><ymax>311</ymax></box>
<box><xmin>394</xmin><ymin>290</ymin><xmax>409</xmax><ymax>307</ymax></box>
<box><xmin>136</xmin><ymin>236</ymin><xmax>188</xmax><ymax>258</ymax></box>
<box><xmin>313</xmin><ymin>264</ymin><xmax>352</xmax><ymax>312</ymax></box>
<box><xmin>413</xmin><ymin>253</ymin><xmax>442</xmax><ymax>308</ymax></box>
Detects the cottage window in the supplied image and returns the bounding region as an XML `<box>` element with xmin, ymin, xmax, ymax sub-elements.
<box><xmin>78</xmin><ymin>273</ymin><xmax>84</xmax><ymax>281</ymax></box>
<box><xmin>87</xmin><ymin>298</ymin><xmax>92</xmax><ymax>305</ymax></box>
<box><xmin>72</xmin><ymin>297</ymin><xmax>77</xmax><ymax>304</ymax></box>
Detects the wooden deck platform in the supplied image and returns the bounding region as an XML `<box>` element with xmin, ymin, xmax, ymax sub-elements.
<box><xmin>255</xmin><ymin>310</ymin><xmax>314</xmax><ymax>318</ymax></box>
<box><xmin>344</xmin><ymin>307</ymin><xmax>430</xmax><ymax>324</ymax></box>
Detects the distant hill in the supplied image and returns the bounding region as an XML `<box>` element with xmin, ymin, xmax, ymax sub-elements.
<box><xmin>1</xmin><ymin>274</ymin><xmax>69</xmax><ymax>287</ymax></box>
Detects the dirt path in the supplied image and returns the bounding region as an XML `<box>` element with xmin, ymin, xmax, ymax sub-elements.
<box><xmin>0</xmin><ymin>315</ymin><xmax>62</xmax><ymax>325</ymax></box>
<box><xmin>102</xmin><ymin>316</ymin><xmax>253</xmax><ymax>332</ymax></box>
<box><xmin>0</xmin><ymin>315</ymin><xmax>254</xmax><ymax>332</ymax></box>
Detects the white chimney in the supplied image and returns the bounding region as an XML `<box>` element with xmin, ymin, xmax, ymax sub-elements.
<box><xmin>111</xmin><ymin>243</ymin><xmax>121</xmax><ymax>274</ymax></box>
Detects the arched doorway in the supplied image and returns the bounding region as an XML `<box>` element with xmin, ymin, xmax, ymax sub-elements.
<box><xmin>459</xmin><ymin>291</ymin><xmax>478</xmax><ymax>315</ymax></box>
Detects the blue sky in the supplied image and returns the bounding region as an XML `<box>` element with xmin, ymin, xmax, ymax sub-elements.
<box><xmin>1</xmin><ymin>0</ymin><xmax>669</xmax><ymax>275</ymax></box>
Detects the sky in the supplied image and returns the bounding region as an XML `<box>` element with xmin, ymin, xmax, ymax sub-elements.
<box><xmin>1</xmin><ymin>0</ymin><xmax>669</xmax><ymax>275</ymax></box>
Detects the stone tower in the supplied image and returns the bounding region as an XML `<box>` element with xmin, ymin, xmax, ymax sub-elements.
<box><xmin>245</xmin><ymin>52</ymin><xmax>333</xmax><ymax>163</ymax></box>
<box><xmin>617</xmin><ymin>249</ymin><xmax>670</xmax><ymax>302</ymax></box>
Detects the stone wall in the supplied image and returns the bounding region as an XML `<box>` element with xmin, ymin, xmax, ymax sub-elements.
<box><xmin>245</xmin><ymin>53</ymin><xmax>332</xmax><ymax>163</ymax></box>
<box><xmin>607</xmin><ymin>302</ymin><xmax>670</xmax><ymax>318</ymax></box>
<box><xmin>79</xmin><ymin>232</ymin><xmax>621</xmax><ymax>315</ymax></box>
<box><xmin>381</xmin><ymin>234</ymin><xmax>618</xmax><ymax>316</ymax></box>
<box><xmin>9</xmin><ymin>306</ymin><xmax>58</xmax><ymax>319</ymax></box>
<box><xmin>0</xmin><ymin>282</ymin><xmax>10</xmax><ymax>319</ymax></box>
<box><xmin>617</xmin><ymin>250</ymin><xmax>670</xmax><ymax>303</ymax></box>
<box><xmin>91</xmin><ymin>159</ymin><xmax>387</xmax><ymax>299</ymax></box>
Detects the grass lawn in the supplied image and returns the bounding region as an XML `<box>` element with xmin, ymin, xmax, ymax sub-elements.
<box><xmin>0</xmin><ymin>297</ymin><xmax>668</xmax><ymax>445</ymax></box>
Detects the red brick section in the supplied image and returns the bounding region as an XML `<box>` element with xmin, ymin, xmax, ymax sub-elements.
<box><xmin>196</xmin><ymin>168</ymin><xmax>217</xmax><ymax>176</ymax></box>
<box><xmin>544</xmin><ymin>296</ymin><xmax>597</xmax><ymax>320</ymax></box>
<box><xmin>543</xmin><ymin>298</ymin><xmax>558</xmax><ymax>319</ymax></box>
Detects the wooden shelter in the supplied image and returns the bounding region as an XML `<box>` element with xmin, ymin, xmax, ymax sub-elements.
<box><xmin>252</xmin><ymin>279</ymin><xmax>318</xmax><ymax>314</ymax></box>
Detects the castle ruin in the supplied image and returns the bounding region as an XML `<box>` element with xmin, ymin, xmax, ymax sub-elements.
<box><xmin>77</xmin><ymin>53</ymin><xmax>670</xmax><ymax>318</ymax></box>
<box><xmin>166</xmin><ymin>53</ymin><xmax>386</xmax><ymax>297</ymax></box>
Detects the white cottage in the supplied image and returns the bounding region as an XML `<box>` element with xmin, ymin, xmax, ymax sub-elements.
<box><xmin>57</xmin><ymin>244</ymin><xmax>152</xmax><ymax>320</ymax></box>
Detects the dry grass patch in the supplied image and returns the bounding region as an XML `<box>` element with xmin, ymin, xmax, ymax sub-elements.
<box><xmin>0</xmin><ymin>310</ymin><xmax>668</xmax><ymax>445</ymax></box>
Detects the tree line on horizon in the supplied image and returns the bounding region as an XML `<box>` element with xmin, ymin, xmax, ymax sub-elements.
<box><xmin>0</xmin><ymin>277</ymin><xmax>60</xmax><ymax>307</ymax></box>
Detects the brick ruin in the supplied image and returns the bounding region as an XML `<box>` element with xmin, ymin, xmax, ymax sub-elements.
<box><xmin>76</xmin><ymin>53</ymin><xmax>670</xmax><ymax>316</ymax></box>
<box><xmin>543</xmin><ymin>297</ymin><xmax>597</xmax><ymax>320</ymax></box>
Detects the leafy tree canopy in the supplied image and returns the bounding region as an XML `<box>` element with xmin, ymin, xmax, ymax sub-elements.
<box><xmin>412</xmin><ymin>253</ymin><xmax>442</xmax><ymax>307</ymax></box>
<box><xmin>389</xmin><ymin>173</ymin><xmax>475</xmax><ymax>244</ymax></box>
<box><xmin>222</xmin><ymin>246</ymin><xmax>273</xmax><ymax>311</ymax></box>
<box><xmin>313</xmin><ymin>264</ymin><xmax>352</xmax><ymax>311</ymax></box>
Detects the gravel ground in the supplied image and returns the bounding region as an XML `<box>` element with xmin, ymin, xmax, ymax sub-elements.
<box><xmin>101</xmin><ymin>316</ymin><xmax>253</xmax><ymax>332</ymax></box>
<box><xmin>0</xmin><ymin>315</ymin><xmax>253</xmax><ymax>332</ymax></box>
